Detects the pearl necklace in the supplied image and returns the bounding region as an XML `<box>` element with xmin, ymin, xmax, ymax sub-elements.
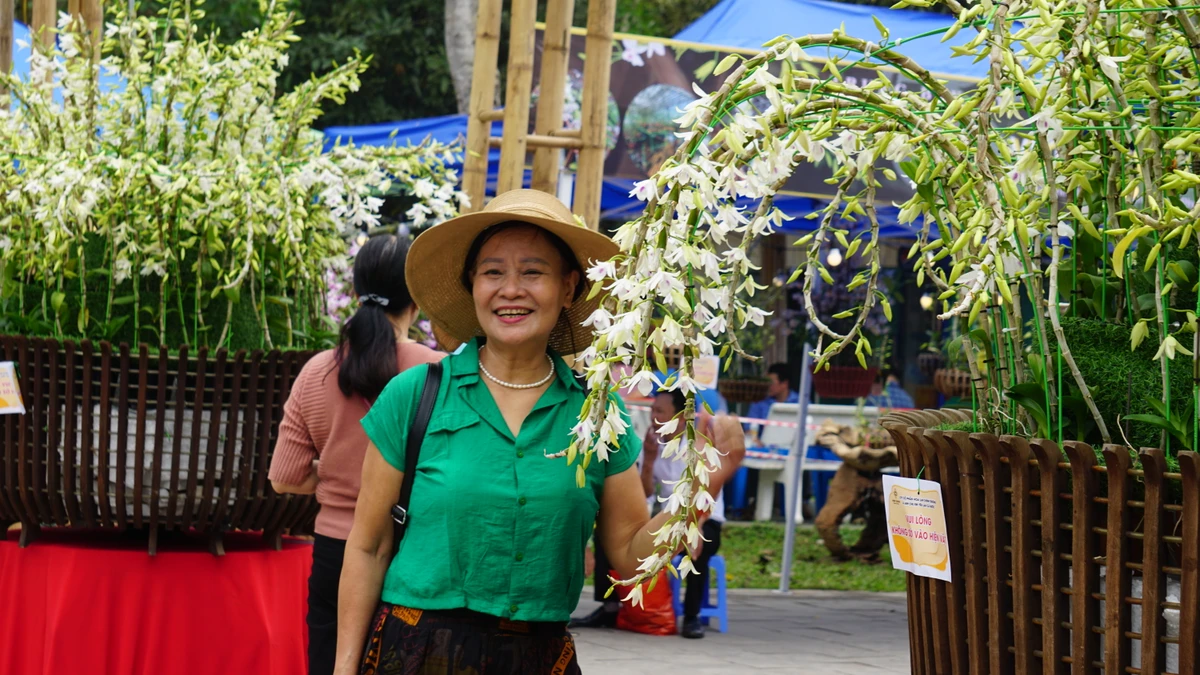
<box><xmin>478</xmin><ymin>348</ymin><xmax>555</xmax><ymax>389</ymax></box>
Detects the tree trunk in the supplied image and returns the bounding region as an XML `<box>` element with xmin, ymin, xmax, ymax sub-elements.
<box><xmin>445</xmin><ymin>0</ymin><xmax>480</xmax><ymax>114</ymax></box>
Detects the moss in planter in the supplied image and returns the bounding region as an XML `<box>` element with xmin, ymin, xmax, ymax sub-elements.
<box><xmin>1057</xmin><ymin>317</ymin><xmax>1192</xmax><ymax>449</ymax></box>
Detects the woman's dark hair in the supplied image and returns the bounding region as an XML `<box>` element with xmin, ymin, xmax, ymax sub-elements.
<box><xmin>767</xmin><ymin>363</ymin><xmax>793</xmax><ymax>389</ymax></box>
<box><xmin>459</xmin><ymin>221</ymin><xmax>584</xmax><ymax>300</ymax></box>
<box><xmin>657</xmin><ymin>388</ymin><xmax>687</xmax><ymax>415</ymax></box>
<box><xmin>333</xmin><ymin>235</ymin><xmax>416</xmax><ymax>401</ymax></box>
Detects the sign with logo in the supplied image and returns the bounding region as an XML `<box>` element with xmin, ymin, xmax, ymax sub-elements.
<box><xmin>0</xmin><ymin>362</ymin><xmax>25</xmax><ymax>415</ymax></box>
<box><xmin>883</xmin><ymin>475</ymin><xmax>951</xmax><ymax>582</ymax></box>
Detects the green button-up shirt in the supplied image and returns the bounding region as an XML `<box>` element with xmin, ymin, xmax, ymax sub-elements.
<box><xmin>361</xmin><ymin>338</ymin><xmax>639</xmax><ymax>622</ymax></box>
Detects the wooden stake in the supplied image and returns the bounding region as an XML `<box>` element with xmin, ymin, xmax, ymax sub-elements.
<box><xmin>31</xmin><ymin>0</ymin><xmax>55</xmax><ymax>51</ymax></box>
<box><xmin>461</xmin><ymin>0</ymin><xmax>503</xmax><ymax>214</ymax></box>
<box><xmin>1</xmin><ymin>0</ymin><xmax>12</xmax><ymax>97</ymax></box>
<box><xmin>496</xmin><ymin>0</ymin><xmax>537</xmax><ymax>194</ymax></box>
<box><xmin>530</xmin><ymin>0</ymin><xmax>575</xmax><ymax>195</ymax></box>
<box><xmin>573</xmin><ymin>0</ymin><xmax>616</xmax><ymax>230</ymax></box>
<box><xmin>68</xmin><ymin>0</ymin><xmax>102</xmax><ymax>62</ymax></box>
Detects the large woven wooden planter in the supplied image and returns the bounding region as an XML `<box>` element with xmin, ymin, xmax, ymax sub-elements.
<box><xmin>881</xmin><ymin>409</ymin><xmax>1198</xmax><ymax>675</ymax></box>
<box><xmin>932</xmin><ymin>367</ymin><xmax>972</xmax><ymax>399</ymax></box>
<box><xmin>0</xmin><ymin>336</ymin><xmax>320</xmax><ymax>554</ymax></box>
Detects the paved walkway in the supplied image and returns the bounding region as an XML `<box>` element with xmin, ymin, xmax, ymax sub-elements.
<box><xmin>572</xmin><ymin>589</ymin><xmax>910</xmax><ymax>675</ymax></box>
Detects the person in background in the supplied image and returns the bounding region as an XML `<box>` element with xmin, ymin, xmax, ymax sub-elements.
<box><xmin>865</xmin><ymin>372</ymin><xmax>914</xmax><ymax>409</ymax></box>
<box><xmin>268</xmin><ymin>235</ymin><xmax>444</xmax><ymax>675</ymax></box>
<box><xmin>747</xmin><ymin>363</ymin><xmax>799</xmax><ymax>441</ymax></box>
<box><xmin>641</xmin><ymin>388</ymin><xmax>742</xmax><ymax>639</ymax></box>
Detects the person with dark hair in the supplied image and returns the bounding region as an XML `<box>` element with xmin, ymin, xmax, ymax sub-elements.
<box><xmin>746</xmin><ymin>362</ymin><xmax>799</xmax><ymax>442</ymax></box>
<box><xmin>268</xmin><ymin>234</ymin><xmax>444</xmax><ymax>675</ymax></box>
<box><xmin>866</xmin><ymin>372</ymin><xmax>914</xmax><ymax>409</ymax></box>
<box><xmin>333</xmin><ymin>190</ymin><xmax>744</xmax><ymax>674</ymax></box>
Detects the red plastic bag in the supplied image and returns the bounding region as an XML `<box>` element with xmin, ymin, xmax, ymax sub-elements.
<box><xmin>613</xmin><ymin>569</ymin><xmax>677</xmax><ymax>636</ymax></box>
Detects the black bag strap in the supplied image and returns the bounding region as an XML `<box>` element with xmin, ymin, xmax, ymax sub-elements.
<box><xmin>391</xmin><ymin>361</ymin><xmax>442</xmax><ymax>552</ymax></box>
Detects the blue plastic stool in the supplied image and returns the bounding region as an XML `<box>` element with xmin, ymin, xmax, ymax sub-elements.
<box><xmin>667</xmin><ymin>554</ymin><xmax>729</xmax><ymax>633</ymax></box>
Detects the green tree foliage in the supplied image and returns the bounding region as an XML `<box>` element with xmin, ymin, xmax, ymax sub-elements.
<box><xmin>189</xmin><ymin>0</ymin><xmax>726</xmax><ymax>127</ymax></box>
<box><xmin>178</xmin><ymin>0</ymin><xmax>940</xmax><ymax>127</ymax></box>
<box><xmin>190</xmin><ymin>0</ymin><xmax>455</xmax><ymax>127</ymax></box>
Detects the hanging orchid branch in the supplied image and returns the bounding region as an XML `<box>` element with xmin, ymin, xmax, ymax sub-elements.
<box><xmin>0</xmin><ymin>1</ymin><xmax>464</xmax><ymax>349</ymax></box>
<box><xmin>574</xmin><ymin>0</ymin><xmax>1200</xmax><ymax>601</ymax></box>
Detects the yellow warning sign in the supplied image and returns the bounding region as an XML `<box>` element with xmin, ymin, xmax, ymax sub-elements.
<box><xmin>0</xmin><ymin>362</ymin><xmax>26</xmax><ymax>415</ymax></box>
<box><xmin>883</xmin><ymin>475</ymin><xmax>952</xmax><ymax>582</ymax></box>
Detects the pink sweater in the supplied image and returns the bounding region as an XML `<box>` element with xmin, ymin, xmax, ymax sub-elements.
<box><xmin>269</xmin><ymin>343</ymin><xmax>444</xmax><ymax>539</ymax></box>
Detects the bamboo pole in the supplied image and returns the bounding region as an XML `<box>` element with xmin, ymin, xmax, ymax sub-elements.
<box><xmin>530</xmin><ymin>0</ymin><xmax>575</xmax><ymax>195</ymax></box>
<box><xmin>31</xmin><ymin>0</ymin><xmax>54</xmax><ymax>51</ymax></box>
<box><xmin>461</xmin><ymin>0</ymin><xmax>503</xmax><ymax>213</ymax></box>
<box><xmin>488</xmin><ymin>133</ymin><xmax>582</xmax><ymax>150</ymax></box>
<box><xmin>573</xmin><ymin>0</ymin><xmax>616</xmax><ymax>230</ymax></box>
<box><xmin>68</xmin><ymin>0</ymin><xmax>102</xmax><ymax>61</ymax></box>
<box><xmin>496</xmin><ymin>0</ymin><xmax>537</xmax><ymax>194</ymax></box>
<box><xmin>1</xmin><ymin>0</ymin><xmax>12</xmax><ymax>97</ymax></box>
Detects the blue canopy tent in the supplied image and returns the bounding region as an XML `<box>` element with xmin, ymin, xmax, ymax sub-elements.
<box><xmin>675</xmin><ymin>0</ymin><xmax>988</xmax><ymax>81</ymax></box>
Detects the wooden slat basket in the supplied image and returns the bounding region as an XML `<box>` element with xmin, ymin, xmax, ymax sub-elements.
<box><xmin>882</xmin><ymin>409</ymin><xmax>1199</xmax><ymax>675</ymax></box>
<box><xmin>0</xmin><ymin>335</ymin><xmax>320</xmax><ymax>554</ymax></box>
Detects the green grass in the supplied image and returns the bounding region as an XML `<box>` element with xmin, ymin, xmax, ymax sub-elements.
<box><xmin>720</xmin><ymin>522</ymin><xmax>906</xmax><ymax>592</ymax></box>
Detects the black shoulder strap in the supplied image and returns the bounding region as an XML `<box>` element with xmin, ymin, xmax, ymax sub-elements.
<box><xmin>391</xmin><ymin>362</ymin><xmax>442</xmax><ymax>552</ymax></box>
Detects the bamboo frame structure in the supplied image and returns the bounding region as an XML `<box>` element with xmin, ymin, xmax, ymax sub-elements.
<box><xmin>571</xmin><ymin>0</ymin><xmax>615</xmax><ymax>230</ymax></box>
<box><xmin>461</xmin><ymin>0</ymin><xmax>616</xmax><ymax>230</ymax></box>
<box><xmin>461</xmin><ymin>0</ymin><xmax>502</xmax><ymax>209</ymax></box>
<box><xmin>32</xmin><ymin>0</ymin><xmax>54</xmax><ymax>50</ymax></box>
<box><xmin>530</xmin><ymin>0</ymin><xmax>574</xmax><ymax>194</ymax></box>
<box><xmin>68</xmin><ymin>0</ymin><xmax>103</xmax><ymax>61</ymax></box>
<box><xmin>1</xmin><ymin>0</ymin><xmax>12</xmax><ymax>96</ymax></box>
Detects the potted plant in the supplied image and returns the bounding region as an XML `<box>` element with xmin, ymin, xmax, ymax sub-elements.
<box><xmin>569</xmin><ymin>2</ymin><xmax>1199</xmax><ymax>670</ymax></box>
<box><xmin>0</xmin><ymin>3</ymin><xmax>463</xmax><ymax>552</ymax></box>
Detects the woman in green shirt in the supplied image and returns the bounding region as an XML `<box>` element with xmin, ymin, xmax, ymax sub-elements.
<box><xmin>335</xmin><ymin>190</ymin><xmax>745</xmax><ymax>675</ymax></box>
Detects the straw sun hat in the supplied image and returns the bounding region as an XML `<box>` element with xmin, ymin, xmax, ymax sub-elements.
<box><xmin>406</xmin><ymin>189</ymin><xmax>619</xmax><ymax>354</ymax></box>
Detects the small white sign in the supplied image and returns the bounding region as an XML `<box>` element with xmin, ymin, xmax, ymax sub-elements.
<box><xmin>883</xmin><ymin>474</ymin><xmax>952</xmax><ymax>582</ymax></box>
<box><xmin>692</xmin><ymin>355</ymin><xmax>720</xmax><ymax>391</ymax></box>
<box><xmin>0</xmin><ymin>362</ymin><xmax>25</xmax><ymax>415</ymax></box>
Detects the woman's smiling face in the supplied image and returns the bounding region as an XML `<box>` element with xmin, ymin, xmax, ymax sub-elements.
<box><xmin>470</xmin><ymin>225</ymin><xmax>579</xmax><ymax>350</ymax></box>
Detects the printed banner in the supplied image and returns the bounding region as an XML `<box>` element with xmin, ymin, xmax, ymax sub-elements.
<box><xmin>883</xmin><ymin>474</ymin><xmax>952</xmax><ymax>582</ymax></box>
<box><xmin>0</xmin><ymin>362</ymin><xmax>25</xmax><ymax>415</ymax></box>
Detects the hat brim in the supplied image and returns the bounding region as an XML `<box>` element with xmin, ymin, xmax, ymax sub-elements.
<box><xmin>407</xmin><ymin>210</ymin><xmax>619</xmax><ymax>355</ymax></box>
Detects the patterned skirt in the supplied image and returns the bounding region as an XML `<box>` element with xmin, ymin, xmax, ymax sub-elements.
<box><xmin>360</xmin><ymin>603</ymin><xmax>582</xmax><ymax>675</ymax></box>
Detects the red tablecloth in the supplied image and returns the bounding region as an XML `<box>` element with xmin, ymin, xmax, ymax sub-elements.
<box><xmin>0</xmin><ymin>529</ymin><xmax>312</xmax><ymax>675</ymax></box>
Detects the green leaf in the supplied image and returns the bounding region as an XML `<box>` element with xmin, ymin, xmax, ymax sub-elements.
<box><xmin>1006</xmin><ymin>383</ymin><xmax>1050</xmax><ymax>438</ymax></box>
<box><xmin>111</xmin><ymin>294</ymin><xmax>137</xmax><ymax>306</ymax></box>
<box><xmin>1059</xmin><ymin>395</ymin><xmax>1096</xmax><ymax>442</ymax></box>
<box><xmin>103</xmin><ymin>316</ymin><xmax>130</xmax><ymax>340</ymax></box>
<box><xmin>224</xmin><ymin>287</ymin><xmax>241</xmax><ymax>304</ymax></box>
<box><xmin>51</xmin><ymin>291</ymin><xmax>66</xmax><ymax>315</ymax></box>
<box><xmin>266</xmin><ymin>295</ymin><xmax>294</xmax><ymax>307</ymax></box>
